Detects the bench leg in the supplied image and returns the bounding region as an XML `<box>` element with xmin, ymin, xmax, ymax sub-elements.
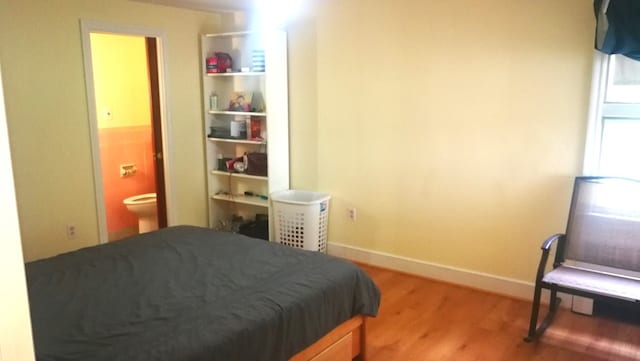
<box><xmin>524</xmin><ymin>286</ymin><xmax>561</xmax><ymax>342</ymax></box>
<box><xmin>549</xmin><ymin>289</ymin><xmax>559</xmax><ymax>313</ymax></box>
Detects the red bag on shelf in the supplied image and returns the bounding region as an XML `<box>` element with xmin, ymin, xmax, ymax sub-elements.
<box><xmin>215</xmin><ymin>52</ymin><xmax>232</xmax><ymax>73</ymax></box>
<box><xmin>206</xmin><ymin>56</ymin><xmax>218</xmax><ymax>73</ymax></box>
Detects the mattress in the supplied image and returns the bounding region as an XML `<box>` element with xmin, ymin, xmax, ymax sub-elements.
<box><xmin>26</xmin><ymin>225</ymin><xmax>380</xmax><ymax>361</ymax></box>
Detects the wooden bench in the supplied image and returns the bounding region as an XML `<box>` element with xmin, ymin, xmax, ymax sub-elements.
<box><xmin>525</xmin><ymin>176</ymin><xmax>640</xmax><ymax>342</ymax></box>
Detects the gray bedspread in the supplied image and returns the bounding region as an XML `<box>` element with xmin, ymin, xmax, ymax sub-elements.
<box><xmin>26</xmin><ymin>225</ymin><xmax>380</xmax><ymax>361</ymax></box>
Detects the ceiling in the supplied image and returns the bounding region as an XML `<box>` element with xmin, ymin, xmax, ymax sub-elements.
<box><xmin>131</xmin><ymin>0</ymin><xmax>253</xmax><ymax>13</ymax></box>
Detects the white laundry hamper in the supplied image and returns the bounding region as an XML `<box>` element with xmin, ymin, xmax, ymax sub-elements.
<box><xmin>271</xmin><ymin>190</ymin><xmax>331</xmax><ymax>252</ymax></box>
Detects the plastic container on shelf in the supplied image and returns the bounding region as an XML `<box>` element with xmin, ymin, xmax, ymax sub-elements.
<box><xmin>271</xmin><ymin>190</ymin><xmax>331</xmax><ymax>252</ymax></box>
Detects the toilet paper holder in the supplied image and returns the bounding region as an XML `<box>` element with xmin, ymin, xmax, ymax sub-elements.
<box><xmin>120</xmin><ymin>164</ymin><xmax>137</xmax><ymax>177</ymax></box>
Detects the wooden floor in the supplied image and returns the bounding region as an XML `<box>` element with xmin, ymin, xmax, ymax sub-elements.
<box><xmin>358</xmin><ymin>264</ymin><xmax>640</xmax><ymax>361</ymax></box>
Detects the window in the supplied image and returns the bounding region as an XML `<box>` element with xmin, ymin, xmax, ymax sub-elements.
<box><xmin>584</xmin><ymin>53</ymin><xmax>640</xmax><ymax>179</ymax></box>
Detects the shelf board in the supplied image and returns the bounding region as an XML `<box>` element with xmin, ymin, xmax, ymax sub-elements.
<box><xmin>208</xmin><ymin>110</ymin><xmax>267</xmax><ymax>117</ymax></box>
<box><xmin>212</xmin><ymin>194</ymin><xmax>269</xmax><ymax>207</ymax></box>
<box><xmin>207</xmin><ymin>137</ymin><xmax>266</xmax><ymax>145</ymax></box>
<box><xmin>210</xmin><ymin>170</ymin><xmax>268</xmax><ymax>181</ymax></box>
<box><xmin>203</xmin><ymin>31</ymin><xmax>257</xmax><ymax>38</ymax></box>
<box><xmin>206</xmin><ymin>72</ymin><xmax>265</xmax><ymax>77</ymax></box>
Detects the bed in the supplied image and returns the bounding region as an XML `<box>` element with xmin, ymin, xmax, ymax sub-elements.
<box><xmin>25</xmin><ymin>225</ymin><xmax>380</xmax><ymax>361</ymax></box>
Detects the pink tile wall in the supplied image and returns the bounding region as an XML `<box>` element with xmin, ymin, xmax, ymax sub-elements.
<box><xmin>99</xmin><ymin>125</ymin><xmax>157</xmax><ymax>233</ymax></box>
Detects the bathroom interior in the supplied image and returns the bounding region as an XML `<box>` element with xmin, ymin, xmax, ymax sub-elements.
<box><xmin>91</xmin><ymin>32</ymin><xmax>159</xmax><ymax>241</ymax></box>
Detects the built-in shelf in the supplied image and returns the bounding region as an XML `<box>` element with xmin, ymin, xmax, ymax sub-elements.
<box><xmin>208</xmin><ymin>110</ymin><xmax>267</xmax><ymax>117</ymax></box>
<box><xmin>202</xmin><ymin>30</ymin><xmax>289</xmax><ymax>235</ymax></box>
<box><xmin>206</xmin><ymin>72</ymin><xmax>265</xmax><ymax>77</ymax></box>
<box><xmin>211</xmin><ymin>194</ymin><xmax>269</xmax><ymax>208</ymax></box>
<box><xmin>207</xmin><ymin>137</ymin><xmax>266</xmax><ymax>145</ymax></box>
<box><xmin>210</xmin><ymin>170</ymin><xmax>268</xmax><ymax>181</ymax></box>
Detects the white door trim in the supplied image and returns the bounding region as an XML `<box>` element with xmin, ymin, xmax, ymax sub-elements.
<box><xmin>79</xmin><ymin>20</ymin><xmax>175</xmax><ymax>243</ymax></box>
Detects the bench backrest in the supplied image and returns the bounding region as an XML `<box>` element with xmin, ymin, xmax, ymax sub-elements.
<box><xmin>564</xmin><ymin>177</ymin><xmax>640</xmax><ymax>273</ymax></box>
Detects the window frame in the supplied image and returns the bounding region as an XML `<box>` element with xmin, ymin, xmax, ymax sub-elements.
<box><xmin>583</xmin><ymin>52</ymin><xmax>640</xmax><ymax>177</ymax></box>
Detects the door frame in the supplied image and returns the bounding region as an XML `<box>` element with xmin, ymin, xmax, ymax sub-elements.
<box><xmin>80</xmin><ymin>20</ymin><xmax>174</xmax><ymax>243</ymax></box>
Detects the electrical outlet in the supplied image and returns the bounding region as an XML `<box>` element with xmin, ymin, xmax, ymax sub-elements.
<box><xmin>66</xmin><ymin>224</ymin><xmax>76</xmax><ymax>240</ymax></box>
<box><xmin>348</xmin><ymin>208</ymin><xmax>357</xmax><ymax>222</ymax></box>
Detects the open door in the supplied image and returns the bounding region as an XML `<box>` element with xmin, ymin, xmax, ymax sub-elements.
<box><xmin>146</xmin><ymin>37</ymin><xmax>167</xmax><ymax>228</ymax></box>
<box><xmin>81</xmin><ymin>21</ymin><xmax>171</xmax><ymax>243</ymax></box>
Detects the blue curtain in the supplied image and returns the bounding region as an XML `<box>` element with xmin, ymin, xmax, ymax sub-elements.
<box><xmin>594</xmin><ymin>0</ymin><xmax>640</xmax><ymax>61</ymax></box>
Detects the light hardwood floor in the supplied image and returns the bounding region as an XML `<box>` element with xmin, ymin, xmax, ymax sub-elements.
<box><xmin>358</xmin><ymin>263</ymin><xmax>640</xmax><ymax>361</ymax></box>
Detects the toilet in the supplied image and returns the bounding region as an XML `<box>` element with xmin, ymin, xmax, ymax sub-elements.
<box><xmin>123</xmin><ymin>193</ymin><xmax>158</xmax><ymax>233</ymax></box>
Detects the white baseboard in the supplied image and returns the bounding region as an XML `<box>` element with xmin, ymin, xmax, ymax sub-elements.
<box><xmin>328</xmin><ymin>242</ymin><xmax>572</xmax><ymax>308</ymax></box>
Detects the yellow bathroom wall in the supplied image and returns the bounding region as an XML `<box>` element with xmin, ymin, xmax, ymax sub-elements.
<box><xmin>307</xmin><ymin>0</ymin><xmax>595</xmax><ymax>282</ymax></box>
<box><xmin>0</xmin><ymin>0</ymin><xmax>222</xmax><ymax>261</ymax></box>
<box><xmin>90</xmin><ymin>33</ymin><xmax>151</xmax><ymax>129</ymax></box>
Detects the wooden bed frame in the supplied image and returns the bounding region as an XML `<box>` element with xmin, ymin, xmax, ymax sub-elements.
<box><xmin>290</xmin><ymin>315</ymin><xmax>367</xmax><ymax>361</ymax></box>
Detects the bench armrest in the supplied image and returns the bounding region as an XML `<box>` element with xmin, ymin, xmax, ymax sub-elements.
<box><xmin>541</xmin><ymin>233</ymin><xmax>564</xmax><ymax>251</ymax></box>
<box><xmin>535</xmin><ymin>233</ymin><xmax>565</xmax><ymax>284</ymax></box>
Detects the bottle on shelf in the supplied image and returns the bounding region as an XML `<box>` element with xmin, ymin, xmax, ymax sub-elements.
<box><xmin>209</xmin><ymin>91</ymin><xmax>218</xmax><ymax>111</ymax></box>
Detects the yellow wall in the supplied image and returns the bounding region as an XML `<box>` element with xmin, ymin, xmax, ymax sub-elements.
<box><xmin>0</xmin><ymin>0</ymin><xmax>596</xmax><ymax>285</ymax></box>
<box><xmin>0</xmin><ymin>0</ymin><xmax>222</xmax><ymax>261</ymax></box>
<box><xmin>288</xmin><ymin>15</ymin><xmax>319</xmax><ymax>190</ymax></box>
<box><xmin>299</xmin><ymin>0</ymin><xmax>595</xmax><ymax>282</ymax></box>
<box><xmin>91</xmin><ymin>33</ymin><xmax>151</xmax><ymax>129</ymax></box>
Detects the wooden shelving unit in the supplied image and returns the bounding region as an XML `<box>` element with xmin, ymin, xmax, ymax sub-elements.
<box><xmin>201</xmin><ymin>30</ymin><xmax>289</xmax><ymax>239</ymax></box>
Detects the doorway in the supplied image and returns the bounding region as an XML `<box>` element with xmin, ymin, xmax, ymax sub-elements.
<box><xmin>81</xmin><ymin>21</ymin><xmax>170</xmax><ymax>243</ymax></box>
